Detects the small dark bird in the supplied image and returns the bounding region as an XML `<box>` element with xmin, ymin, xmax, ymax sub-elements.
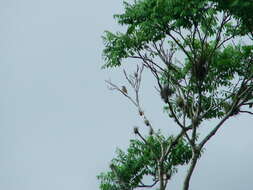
<box><xmin>149</xmin><ymin>128</ymin><xmax>154</xmax><ymax>136</ymax></box>
<box><xmin>122</xmin><ymin>86</ymin><xmax>128</xmax><ymax>94</ymax></box>
<box><xmin>144</xmin><ymin>119</ymin><xmax>150</xmax><ymax>126</ymax></box>
<box><xmin>133</xmin><ymin>127</ymin><xmax>139</xmax><ymax>134</ymax></box>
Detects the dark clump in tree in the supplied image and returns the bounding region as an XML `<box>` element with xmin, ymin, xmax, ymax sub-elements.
<box><xmin>160</xmin><ymin>84</ymin><xmax>174</xmax><ymax>103</ymax></box>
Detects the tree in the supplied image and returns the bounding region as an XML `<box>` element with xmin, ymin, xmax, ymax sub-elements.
<box><xmin>98</xmin><ymin>0</ymin><xmax>253</xmax><ymax>189</ymax></box>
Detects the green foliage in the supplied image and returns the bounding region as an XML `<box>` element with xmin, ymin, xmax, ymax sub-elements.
<box><xmin>100</xmin><ymin>1</ymin><xmax>253</xmax><ymax>189</ymax></box>
<box><xmin>102</xmin><ymin>0</ymin><xmax>253</xmax><ymax>121</ymax></box>
<box><xmin>214</xmin><ymin>0</ymin><xmax>253</xmax><ymax>33</ymax></box>
<box><xmin>97</xmin><ymin>134</ymin><xmax>192</xmax><ymax>190</ymax></box>
<box><xmin>102</xmin><ymin>0</ymin><xmax>219</xmax><ymax>68</ymax></box>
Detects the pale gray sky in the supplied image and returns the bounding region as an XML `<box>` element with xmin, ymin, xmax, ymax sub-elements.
<box><xmin>0</xmin><ymin>0</ymin><xmax>252</xmax><ymax>190</ymax></box>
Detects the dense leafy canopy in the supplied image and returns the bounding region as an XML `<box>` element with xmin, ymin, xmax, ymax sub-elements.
<box><xmin>97</xmin><ymin>134</ymin><xmax>192</xmax><ymax>190</ymax></box>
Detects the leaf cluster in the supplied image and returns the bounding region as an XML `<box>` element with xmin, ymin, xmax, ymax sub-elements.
<box><xmin>97</xmin><ymin>134</ymin><xmax>192</xmax><ymax>190</ymax></box>
<box><xmin>214</xmin><ymin>0</ymin><xmax>253</xmax><ymax>34</ymax></box>
<box><xmin>102</xmin><ymin>0</ymin><xmax>219</xmax><ymax>68</ymax></box>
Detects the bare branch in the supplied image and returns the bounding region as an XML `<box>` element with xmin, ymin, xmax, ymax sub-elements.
<box><xmin>105</xmin><ymin>80</ymin><xmax>138</xmax><ymax>107</ymax></box>
<box><xmin>166</xmin><ymin>31</ymin><xmax>194</xmax><ymax>63</ymax></box>
<box><xmin>198</xmin><ymin>82</ymin><xmax>250</xmax><ymax>149</ymax></box>
<box><xmin>133</xmin><ymin>126</ymin><xmax>148</xmax><ymax>144</ymax></box>
<box><xmin>106</xmin><ymin>66</ymin><xmax>156</xmax><ymax>134</ymax></box>
<box><xmin>138</xmin><ymin>180</ymin><xmax>159</xmax><ymax>188</ymax></box>
<box><xmin>239</xmin><ymin>110</ymin><xmax>253</xmax><ymax>115</ymax></box>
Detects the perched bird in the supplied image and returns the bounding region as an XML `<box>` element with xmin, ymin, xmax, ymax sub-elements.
<box><xmin>144</xmin><ymin>119</ymin><xmax>150</xmax><ymax>126</ymax></box>
<box><xmin>133</xmin><ymin>127</ymin><xmax>139</xmax><ymax>134</ymax></box>
<box><xmin>149</xmin><ymin>128</ymin><xmax>154</xmax><ymax>136</ymax></box>
<box><xmin>139</xmin><ymin>110</ymin><xmax>144</xmax><ymax>116</ymax></box>
<box><xmin>122</xmin><ymin>86</ymin><xmax>128</xmax><ymax>94</ymax></box>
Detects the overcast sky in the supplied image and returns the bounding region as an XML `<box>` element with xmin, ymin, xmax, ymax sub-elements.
<box><xmin>0</xmin><ymin>0</ymin><xmax>253</xmax><ymax>190</ymax></box>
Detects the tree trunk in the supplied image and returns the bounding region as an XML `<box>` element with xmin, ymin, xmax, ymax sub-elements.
<box><xmin>159</xmin><ymin>162</ymin><xmax>166</xmax><ymax>190</ymax></box>
<box><xmin>182</xmin><ymin>153</ymin><xmax>199</xmax><ymax>190</ymax></box>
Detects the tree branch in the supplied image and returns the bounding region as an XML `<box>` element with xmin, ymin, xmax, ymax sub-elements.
<box><xmin>239</xmin><ymin>110</ymin><xmax>253</xmax><ymax>115</ymax></box>
<box><xmin>138</xmin><ymin>180</ymin><xmax>159</xmax><ymax>188</ymax></box>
